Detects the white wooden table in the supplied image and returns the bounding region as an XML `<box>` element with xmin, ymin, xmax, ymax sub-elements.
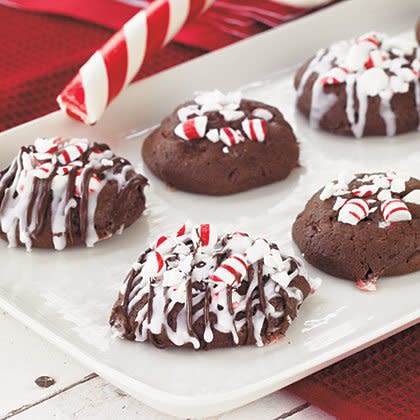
<box><xmin>1</xmin><ymin>310</ymin><xmax>333</xmax><ymax>419</ymax></box>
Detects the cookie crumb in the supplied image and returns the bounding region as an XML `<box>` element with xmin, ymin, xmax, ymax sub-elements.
<box><xmin>35</xmin><ymin>376</ymin><xmax>56</xmax><ymax>388</ymax></box>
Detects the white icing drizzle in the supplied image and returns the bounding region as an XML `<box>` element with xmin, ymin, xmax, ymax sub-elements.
<box><xmin>379</xmin><ymin>91</ymin><xmax>397</xmax><ymax>136</ymax></box>
<box><xmin>0</xmin><ymin>138</ymin><xmax>140</xmax><ymax>251</ymax></box>
<box><xmin>111</xmin><ymin>225</ymin><xmax>318</xmax><ymax>349</ymax></box>
<box><xmin>297</xmin><ymin>32</ymin><xmax>420</xmax><ymax>137</ymax></box>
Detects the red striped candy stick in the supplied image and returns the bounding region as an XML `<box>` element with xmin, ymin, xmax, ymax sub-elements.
<box><xmin>57</xmin><ymin>0</ymin><xmax>215</xmax><ymax>125</ymax></box>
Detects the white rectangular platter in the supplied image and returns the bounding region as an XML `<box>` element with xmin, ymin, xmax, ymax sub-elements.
<box><xmin>0</xmin><ymin>0</ymin><xmax>419</xmax><ymax>417</ymax></box>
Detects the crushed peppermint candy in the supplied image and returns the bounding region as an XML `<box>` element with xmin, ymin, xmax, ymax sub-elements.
<box><xmin>321</xmin><ymin>171</ymin><xmax>414</xmax><ymax>226</ymax></box>
<box><xmin>110</xmin><ymin>224</ymin><xmax>320</xmax><ymax>349</ymax></box>
<box><xmin>0</xmin><ymin>137</ymin><xmax>143</xmax><ymax>251</ymax></box>
<box><xmin>295</xmin><ymin>31</ymin><xmax>420</xmax><ymax>137</ymax></box>
<box><xmin>174</xmin><ymin>90</ymin><xmax>274</xmax><ymax>147</ymax></box>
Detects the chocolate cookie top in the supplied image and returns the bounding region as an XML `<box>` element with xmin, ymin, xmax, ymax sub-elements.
<box><xmin>295</xmin><ymin>32</ymin><xmax>420</xmax><ymax>137</ymax></box>
<box><xmin>0</xmin><ymin>137</ymin><xmax>147</xmax><ymax>250</ymax></box>
<box><xmin>110</xmin><ymin>224</ymin><xmax>319</xmax><ymax>350</ymax></box>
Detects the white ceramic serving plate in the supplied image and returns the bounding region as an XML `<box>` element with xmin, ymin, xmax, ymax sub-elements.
<box><xmin>0</xmin><ymin>0</ymin><xmax>419</xmax><ymax>417</ymax></box>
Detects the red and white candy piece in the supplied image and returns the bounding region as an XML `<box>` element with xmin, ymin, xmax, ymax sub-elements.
<box><xmin>356</xmin><ymin>277</ymin><xmax>377</xmax><ymax>292</ymax></box>
<box><xmin>357</xmin><ymin>32</ymin><xmax>382</xmax><ymax>48</ymax></box>
<box><xmin>143</xmin><ymin>251</ymin><xmax>164</xmax><ymax>278</ymax></box>
<box><xmin>381</xmin><ymin>199</ymin><xmax>412</xmax><ymax>223</ymax></box>
<box><xmin>176</xmin><ymin>223</ymin><xmax>189</xmax><ymax>237</ymax></box>
<box><xmin>155</xmin><ymin>235</ymin><xmax>176</xmax><ymax>254</ymax></box>
<box><xmin>321</xmin><ymin>67</ymin><xmax>349</xmax><ymax>86</ymax></box>
<box><xmin>32</xmin><ymin>153</ymin><xmax>53</xmax><ymax>163</ymax></box>
<box><xmin>57</xmin><ymin>166</ymin><xmax>73</xmax><ymax>176</ymax></box>
<box><xmin>193</xmin><ymin>224</ymin><xmax>218</xmax><ymax>249</ymax></box>
<box><xmin>33</xmin><ymin>163</ymin><xmax>54</xmax><ymax>179</ymax></box>
<box><xmin>364</xmin><ymin>50</ymin><xmax>385</xmax><ymax>69</ymax></box>
<box><xmin>34</xmin><ymin>137</ymin><xmax>66</xmax><ymax>154</ymax></box>
<box><xmin>219</xmin><ymin>127</ymin><xmax>244</xmax><ymax>146</ymax></box>
<box><xmin>241</xmin><ymin>118</ymin><xmax>267</xmax><ymax>142</ymax></box>
<box><xmin>57</xmin><ymin>1</ymin><xmax>215</xmax><ymax>125</ymax></box>
<box><xmin>252</xmin><ymin>108</ymin><xmax>273</xmax><ymax>121</ymax></box>
<box><xmin>174</xmin><ymin>116</ymin><xmax>207</xmax><ymax>141</ymax></box>
<box><xmin>58</xmin><ymin>143</ymin><xmax>88</xmax><ymax>165</ymax></box>
<box><xmin>351</xmin><ymin>184</ymin><xmax>379</xmax><ymax>198</ymax></box>
<box><xmin>337</xmin><ymin>198</ymin><xmax>369</xmax><ymax>225</ymax></box>
<box><xmin>74</xmin><ymin>170</ymin><xmax>102</xmax><ymax>197</ymax></box>
<box><xmin>209</xmin><ymin>254</ymin><xmax>248</xmax><ymax>286</ymax></box>
<box><xmin>177</xmin><ymin>105</ymin><xmax>200</xmax><ymax>122</ymax></box>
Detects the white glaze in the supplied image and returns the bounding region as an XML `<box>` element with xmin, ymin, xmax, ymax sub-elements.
<box><xmin>0</xmin><ymin>138</ymin><xmax>138</xmax><ymax>251</ymax></box>
<box><xmin>296</xmin><ymin>32</ymin><xmax>420</xmax><ymax>137</ymax></box>
<box><xmin>112</xmin><ymin>225</ymin><xmax>318</xmax><ymax>349</ymax></box>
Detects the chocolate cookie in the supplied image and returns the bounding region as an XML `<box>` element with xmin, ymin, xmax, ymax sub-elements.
<box><xmin>0</xmin><ymin>137</ymin><xmax>148</xmax><ymax>250</ymax></box>
<box><xmin>110</xmin><ymin>223</ymin><xmax>319</xmax><ymax>350</ymax></box>
<box><xmin>295</xmin><ymin>32</ymin><xmax>420</xmax><ymax>137</ymax></box>
<box><xmin>142</xmin><ymin>91</ymin><xmax>299</xmax><ymax>195</ymax></box>
<box><xmin>292</xmin><ymin>172</ymin><xmax>420</xmax><ymax>291</ymax></box>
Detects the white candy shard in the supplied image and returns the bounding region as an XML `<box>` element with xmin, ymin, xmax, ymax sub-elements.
<box><xmin>227</xmin><ymin>233</ymin><xmax>253</xmax><ymax>254</ymax></box>
<box><xmin>377</xmin><ymin>189</ymin><xmax>392</xmax><ymax>202</ymax></box>
<box><xmin>177</xmin><ymin>105</ymin><xmax>200</xmax><ymax>122</ymax></box>
<box><xmin>357</xmin><ymin>68</ymin><xmax>388</xmax><ymax>96</ymax></box>
<box><xmin>252</xmin><ymin>108</ymin><xmax>273</xmax><ymax>121</ymax></box>
<box><xmin>390</xmin><ymin>177</ymin><xmax>406</xmax><ymax>193</ymax></box>
<box><xmin>403</xmin><ymin>190</ymin><xmax>420</xmax><ymax>205</ymax></box>
<box><xmin>206</xmin><ymin>129</ymin><xmax>220</xmax><ymax>143</ymax></box>
<box><xmin>246</xmin><ymin>238</ymin><xmax>271</xmax><ymax>264</ymax></box>
<box><xmin>344</xmin><ymin>43</ymin><xmax>371</xmax><ymax>71</ymax></box>
<box><xmin>333</xmin><ymin>197</ymin><xmax>347</xmax><ymax>211</ymax></box>
<box><xmin>220</xmin><ymin>110</ymin><xmax>244</xmax><ymax>122</ymax></box>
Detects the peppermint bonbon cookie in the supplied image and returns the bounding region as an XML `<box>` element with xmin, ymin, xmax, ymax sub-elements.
<box><xmin>142</xmin><ymin>90</ymin><xmax>299</xmax><ymax>195</ymax></box>
<box><xmin>292</xmin><ymin>172</ymin><xmax>420</xmax><ymax>291</ymax></box>
<box><xmin>295</xmin><ymin>32</ymin><xmax>420</xmax><ymax>137</ymax></box>
<box><xmin>0</xmin><ymin>137</ymin><xmax>147</xmax><ymax>250</ymax></box>
<box><xmin>110</xmin><ymin>224</ymin><xmax>318</xmax><ymax>350</ymax></box>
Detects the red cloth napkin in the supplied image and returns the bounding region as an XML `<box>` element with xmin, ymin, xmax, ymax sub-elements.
<box><xmin>0</xmin><ymin>5</ymin><xmax>419</xmax><ymax>420</ymax></box>
<box><xmin>287</xmin><ymin>324</ymin><xmax>420</xmax><ymax>420</ymax></box>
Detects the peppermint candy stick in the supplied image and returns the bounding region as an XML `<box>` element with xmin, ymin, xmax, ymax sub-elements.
<box><xmin>57</xmin><ymin>0</ymin><xmax>215</xmax><ymax>125</ymax></box>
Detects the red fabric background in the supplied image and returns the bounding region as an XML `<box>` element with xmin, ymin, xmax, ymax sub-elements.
<box><xmin>0</xmin><ymin>6</ymin><xmax>204</xmax><ymax>132</ymax></box>
<box><xmin>0</xmin><ymin>5</ymin><xmax>419</xmax><ymax>420</ymax></box>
